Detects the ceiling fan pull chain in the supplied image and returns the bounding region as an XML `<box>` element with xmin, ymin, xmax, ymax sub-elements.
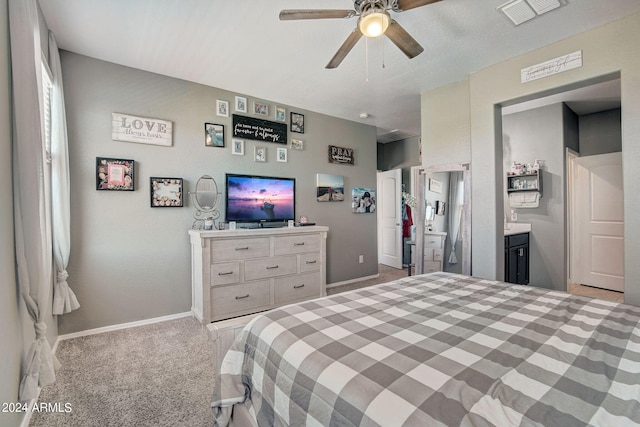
<box><xmin>382</xmin><ymin>35</ymin><xmax>386</xmax><ymax>69</ymax></box>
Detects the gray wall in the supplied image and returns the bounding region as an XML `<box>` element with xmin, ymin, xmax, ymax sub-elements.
<box><xmin>579</xmin><ymin>108</ymin><xmax>621</xmax><ymax>155</ymax></box>
<box><xmin>503</xmin><ymin>103</ymin><xmax>568</xmax><ymax>290</ymax></box>
<box><xmin>377</xmin><ymin>136</ymin><xmax>421</xmax><ymax>188</ymax></box>
<box><xmin>58</xmin><ymin>51</ymin><xmax>378</xmax><ymax>334</ymax></box>
<box><xmin>421</xmin><ymin>12</ymin><xmax>640</xmax><ymax>305</ymax></box>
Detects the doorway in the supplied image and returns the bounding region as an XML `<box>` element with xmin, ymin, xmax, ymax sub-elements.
<box><xmin>501</xmin><ymin>76</ymin><xmax>623</xmax><ymax>301</ymax></box>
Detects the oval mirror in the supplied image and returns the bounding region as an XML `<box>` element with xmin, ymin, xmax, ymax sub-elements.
<box><xmin>194</xmin><ymin>175</ymin><xmax>219</xmax><ymax>211</ymax></box>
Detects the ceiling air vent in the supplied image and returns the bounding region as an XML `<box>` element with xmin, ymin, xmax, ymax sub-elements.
<box><xmin>498</xmin><ymin>0</ymin><xmax>563</xmax><ymax>25</ymax></box>
<box><xmin>499</xmin><ymin>0</ymin><xmax>536</xmax><ymax>25</ymax></box>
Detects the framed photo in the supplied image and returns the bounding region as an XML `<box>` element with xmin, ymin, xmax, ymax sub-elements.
<box><xmin>277</xmin><ymin>147</ymin><xmax>287</xmax><ymax>163</ymax></box>
<box><xmin>216</xmin><ymin>100</ymin><xmax>229</xmax><ymax>117</ymax></box>
<box><xmin>316</xmin><ymin>174</ymin><xmax>344</xmax><ymax>202</ymax></box>
<box><xmin>254</xmin><ymin>102</ymin><xmax>268</xmax><ymax>116</ymax></box>
<box><xmin>235</xmin><ymin>96</ymin><xmax>247</xmax><ymax>113</ymax></box>
<box><xmin>436</xmin><ymin>200</ymin><xmax>446</xmax><ymax>216</ymax></box>
<box><xmin>254</xmin><ymin>146</ymin><xmax>266</xmax><ymax>162</ymax></box>
<box><xmin>96</xmin><ymin>157</ymin><xmax>134</xmax><ymax>191</ymax></box>
<box><xmin>428</xmin><ymin>178</ymin><xmax>442</xmax><ymax>193</ymax></box>
<box><xmin>291</xmin><ymin>112</ymin><xmax>304</xmax><ymax>133</ymax></box>
<box><xmin>232</xmin><ymin>139</ymin><xmax>244</xmax><ymax>155</ymax></box>
<box><xmin>275</xmin><ymin>106</ymin><xmax>286</xmax><ymax>122</ymax></box>
<box><xmin>150</xmin><ymin>177</ymin><xmax>183</xmax><ymax>207</ymax></box>
<box><xmin>352</xmin><ymin>187</ymin><xmax>376</xmax><ymax>213</ymax></box>
<box><xmin>291</xmin><ymin>139</ymin><xmax>304</xmax><ymax>150</ymax></box>
<box><xmin>205</xmin><ymin>123</ymin><xmax>224</xmax><ymax>147</ymax></box>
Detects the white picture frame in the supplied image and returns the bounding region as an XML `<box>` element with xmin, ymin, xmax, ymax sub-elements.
<box><xmin>231</xmin><ymin>139</ymin><xmax>244</xmax><ymax>156</ymax></box>
<box><xmin>291</xmin><ymin>139</ymin><xmax>304</xmax><ymax>150</ymax></box>
<box><xmin>429</xmin><ymin>178</ymin><xmax>442</xmax><ymax>193</ymax></box>
<box><xmin>235</xmin><ymin>96</ymin><xmax>247</xmax><ymax>113</ymax></box>
<box><xmin>254</xmin><ymin>102</ymin><xmax>268</xmax><ymax>116</ymax></box>
<box><xmin>254</xmin><ymin>146</ymin><xmax>266</xmax><ymax>162</ymax></box>
<box><xmin>216</xmin><ymin>100</ymin><xmax>229</xmax><ymax>117</ymax></box>
<box><xmin>277</xmin><ymin>147</ymin><xmax>287</xmax><ymax>163</ymax></box>
<box><xmin>275</xmin><ymin>106</ymin><xmax>286</xmax><ymax>122</ymax></box>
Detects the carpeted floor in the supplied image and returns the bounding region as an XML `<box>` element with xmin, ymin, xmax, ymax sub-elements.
<box><xmin>30</xmin><ymin>316</ymin><xmax>216</xmax><ymax>427</ymax></box>
<box><xmin>30</xmin><ymin>265</ymin><xmax>407</xmax><ymax>427</ymax></box>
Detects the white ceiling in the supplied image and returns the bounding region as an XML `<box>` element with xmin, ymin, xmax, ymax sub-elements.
<box><xmin>38</xmin><ymin>0</ymin><xmax>640</xmax><ymax>142</ymax></box>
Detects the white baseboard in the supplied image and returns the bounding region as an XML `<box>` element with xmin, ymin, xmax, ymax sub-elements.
<box><xmin>56</xmin><ymin>311</ymin><xmax>192</xmax><ymax>342</ymax></box>
<box><xmin>326</xmin><ymin>273</ymin><xmax>379</xmax><ymax>289</ymax></box>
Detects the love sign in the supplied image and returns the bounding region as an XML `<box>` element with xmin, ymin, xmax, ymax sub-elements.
<box><xmin>112</xmin><ymin>113</ymin><xmax>173</xmax><ymax>147</ymax></box>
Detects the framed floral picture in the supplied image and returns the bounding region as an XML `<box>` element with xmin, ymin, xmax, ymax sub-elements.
<box><xmin>205</xmin><ymin>123</ymin><xmax>224</xmax><ymax>147</ymax></box>
<box><xmin>291</xmin><ymin>112</ymin><xmax>304</xmax><ymax>133</ymax></box>
<box><xmin>232</xmin><ymin>139</ymin><xmax>244</xmax><ymax>155</ymax></box>
<box><xmin>216</xmin><ymin>100</ymin><xmax>229</xmax><ymax>117</ymax></box>
<box><xmin>150</xmin><ymin>177</ymin><xmax>183</xmax><ymax>207</ymax></box>
<box><xmin>96</xmin><ymin>157</ymin><xmax>134</xmax><ymax>191</ymax></box>
<box><xmin>235</xmin><ymin>96</ymin><xmax>247</xmax><ymax>113</ymax></box>
<box><xmin>254</xmin><ymin>146</ymin><xmax>266</xmax><ymax>162</ymax></box>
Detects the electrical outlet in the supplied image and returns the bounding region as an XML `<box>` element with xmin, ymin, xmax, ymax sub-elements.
<box><xmin>359</xmin><ymin>255</ymin><xmax>364</xmax><ymax>264</ymax></box>
<box><xmin>511</xmin><ymin>210</ymin><xmax>518</xmax><ymax>222</ymax></box>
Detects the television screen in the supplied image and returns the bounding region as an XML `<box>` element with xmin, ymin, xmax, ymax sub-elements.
<box><xmin>225</xmin><ymin>174</ymin><xmax>295</xmax><ymax>223</ymax></box>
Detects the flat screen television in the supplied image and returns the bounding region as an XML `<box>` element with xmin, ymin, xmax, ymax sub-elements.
<box><xmin>225</xmin><ymin>173</ymin><xmax>295</xmax><ymax>224</ymax></box>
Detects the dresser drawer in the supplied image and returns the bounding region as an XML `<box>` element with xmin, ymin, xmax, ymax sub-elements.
<box><xmin>433</xmin><ymin>249</ymin><xmax>443</xmax><ymax>262</ymax></box>
<box><xmin>211</xmin><ymin>237</ymin><xmax>269</xmax><ymax>262</ymax></box>
<box><xmin>211</xmin><ymin>280</ymin><xmax>270</xmax><ymax>318</ymax></box>
<box><xmin>245</xmin><ymin>255</ymin><xmax>297</xmax><ymax>281</ymax></box>
<box><xmin>424</xmin><ymin>235</ymin><xmax>444</xmax><ymax>249</ymax></box>
<box><xmin>210</xmin><ymin>262</ymin><xmax>240</xmax><ymax>285</ymax></box>
<box><xmin>423</xmin><ymin>261</ymin><xmax>442</xmax><ymax>273</ymax></box>
<box><xmin>274</xmin><ymin>272</ymin><xmax>321</xmax><ymax>305</ymax></box>
<box><xmin>274</xmin><ymin>233</ymin><xmax>321</xmax><ymax>255</ymax></box>
<box><xmin>300</xmin><ymin>252</ymin><xmax>321</xmax><ymax>272</ymax></box>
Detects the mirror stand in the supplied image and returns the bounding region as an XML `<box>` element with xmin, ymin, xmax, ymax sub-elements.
<box><xmin>190</xmin><ymin>175</ymin><xmax>222</xmax><ymax>230</ymax></box>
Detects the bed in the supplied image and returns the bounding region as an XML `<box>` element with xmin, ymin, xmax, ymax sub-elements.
<box><xmin>209</xmin><ymin>272</ymin><xmax>640</xmax><ymax>426</ymax></box>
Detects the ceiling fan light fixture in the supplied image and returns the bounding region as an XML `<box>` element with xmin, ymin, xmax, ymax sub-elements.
<box><xmin>359</xmin><ymin>10</ymin><xmax>390</xmax><ymax>38</ymax></box>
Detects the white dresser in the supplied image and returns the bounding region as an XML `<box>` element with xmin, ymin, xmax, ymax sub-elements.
<box><xmin>189</xmin><ymin>226</ymin><xmax>328</xmax><ymax>323</ymax></box>
<box><xmin>423</xmin><ymin>231</ymin><xmax>447</xmax><ymax>273</ymax></box>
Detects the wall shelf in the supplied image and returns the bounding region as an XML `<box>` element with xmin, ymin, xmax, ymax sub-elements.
<box><xmin>507</xmin><ymin>171</ymin><xmax>542</xmax><ymax>196</ymax></box>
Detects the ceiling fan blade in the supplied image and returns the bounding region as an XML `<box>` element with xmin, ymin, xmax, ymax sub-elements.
<box><xmin>326</xmin><ymin>29</ymin><xmax>363</xmax><ymax>69</ymax></box>
<box><xmin>385</xmin><ymin>20</ymin><xmax>424</xmax><ymax>59</ymax></box>
<box><xmin>279</xmin><ymin>9</ymin><xmax>355</xmax><ymax>20</ymax></box>
<box><xmin>396</xmin><ymin>0</ymin><xmax>442</xmax><ymax>12</ymax></box>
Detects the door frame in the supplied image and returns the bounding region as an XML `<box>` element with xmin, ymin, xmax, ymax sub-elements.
<box><xmin>411</xmin><ymin>163</ymin><xmax>472</xmax><ymax>276</ymax></box>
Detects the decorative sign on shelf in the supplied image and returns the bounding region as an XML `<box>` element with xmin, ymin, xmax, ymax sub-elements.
<box><xmin>112</xmin><ymin>113</ymin><xmax>173</xmax><ymax>147</ymax></box>
<box><xmin>521</xmin><ymin>50</ymin><xmax>582</xmax><ymax>83</ymax></box>
<box><xmin>328</xmin><ymin>145</ymin><xmax>354</xmax><ymax>165</ymax></box>
<box><xmin>232</xmin><ymin>114</ymin><xmax>287</xmax><ymax>144</ymax></box>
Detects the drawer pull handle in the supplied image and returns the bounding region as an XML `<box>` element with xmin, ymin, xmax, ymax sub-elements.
<box><xmin>218</xmin><ymin>271</ymin><xmax>234</xmax><ymax>276</ymax></box>
<box><xmin>235</xmin><ymin>247</ymin><xmax>249</xmax><ymax>251</ymax></box>
<box><xmin>294</xmin><ymin>242</ymin><xmax>305</xmax><ymax>246</ymax></box>
<box><xmin>266</xmin><ymin>265</ymin><xmax>279</xmax><ymax>270</ymax></box>
<box><xmin>293</xmin><ymin>284</ymin><xmax>305</xmax><ymax>289</ymax></box>
<box><xmin>429</xmin><ymin>240</ymin><xmax>436</xmax><ymax>244</ymax></box>
<box><xmin>305</xmin><ymin>260</ymin><xmax>317</xmax><ymax>264</ymax></box>
<box><xmin>235</xmin><ymin>294</ymin><xmax>250</xmax><ymax>300</ymax></box>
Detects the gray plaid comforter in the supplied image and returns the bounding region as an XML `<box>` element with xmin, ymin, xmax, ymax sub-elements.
<box><xmin>212</xmin><ymin>272</ymin><xmax>640</xmax><ymax>426</ymax></box>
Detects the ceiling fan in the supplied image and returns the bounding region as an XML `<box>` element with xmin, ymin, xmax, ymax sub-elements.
<box><xmin>279</xmin><ymin>0</ymin><xmax>442</xmax><ymax>69</ymax></box>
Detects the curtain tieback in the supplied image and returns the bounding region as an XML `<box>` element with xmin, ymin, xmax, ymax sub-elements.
<box><xmin>35</xmin><ymin>321</ymin><xmax>47</xmax><ymax>340</ymax></box>
<box><xmin>57</xmin><ymin>270</ymin><xmax>69</xmax><ymax>282</ymax></box>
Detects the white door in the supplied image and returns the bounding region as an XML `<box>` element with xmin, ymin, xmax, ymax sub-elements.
<box><xmin>573</xmin><ymin>152</ymin><xmax>624</xmax><ymax>291</ymax></box>
<box><xmin>377</xmin><ymin>169</ymin><xmax>403</xmax><ymax>269</ymax></box>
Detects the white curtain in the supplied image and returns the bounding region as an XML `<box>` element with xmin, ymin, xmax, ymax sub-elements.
<box><xmin>49</xmin><ymin>31</ymin><xmax>80</xmax><ymax>315</ymax></box>
<box><xmin>447</xmin><ymin>171</ymin><xmax>464</xmax><ymax>264</ymax></box>
<box><xmin>9</xmin><ymin>0</ymin><xmax>60</xmax><ymax>401</ymax></box>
